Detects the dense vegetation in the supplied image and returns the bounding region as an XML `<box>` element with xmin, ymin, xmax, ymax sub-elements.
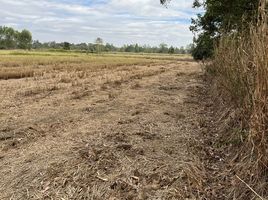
<box><xmin>161</xmin><ymin>0</ymin><xmax>260</xmax><ymax>60</ymax></box>
<box><xmin>0</xmin><ymin>26</ymin><xmax>32</xmax><ymax>50</ymax></box>
<box><xmin>0</xmin><ymin>26</ymin><xmax>192</xmax><ymax>54</ymax></box>
<box><xmin>190</xmin><ymin>0</ymin><xmax>260</xmax><ymax>60</ymax></box>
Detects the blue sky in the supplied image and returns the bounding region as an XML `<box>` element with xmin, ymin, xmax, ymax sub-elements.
<box><xmin>0</xmin><ymin>0</ymin><xmax>200</xmax><ymax>47</ymax></box>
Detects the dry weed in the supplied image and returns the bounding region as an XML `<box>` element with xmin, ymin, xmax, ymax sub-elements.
<box><xmin>206</xmin><ymin>1</ymin><xmax>268</xmax><ymax>198</ymax></box>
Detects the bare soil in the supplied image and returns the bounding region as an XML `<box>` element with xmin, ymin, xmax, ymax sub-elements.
<box><xmin>0</xmin><ymin>61</ymin><xmax>205</xmax><ymax>199</ymax></box>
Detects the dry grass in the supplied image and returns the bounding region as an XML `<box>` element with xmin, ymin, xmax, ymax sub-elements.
<box><xmin>0</xmin><ymin>51</ymin><xmax>190</xmax><ymax>80</ymax></box>
<box><xmin>0</xmin><ymin>51</ymin><xmax>192</xmax><ymax>82</ymax></box>
<box><xmin>0</xmin><ymin>50</ymin><xmax>204</xmax><ymax>199</ymax></box>
<box><xmin>0</xmin><ymin>69</ymin><xmax>35</xmax><ymax>80</ymax></box>
<box><xmin>205</xmin><ymin>2</ymin><xmax>268</xmax><ymax>199</ymax></box>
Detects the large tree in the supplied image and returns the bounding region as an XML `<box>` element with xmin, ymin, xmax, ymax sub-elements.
<box><xmin>0</xmin><ymin>26</ymin><xmax>18</xmax><ymax>49</ymax></box>
<box><xmin>18</xmin><ymin>29</ymin><xmax>32</xmax><ymax>50</ymax></box>
<box><xmin>160</xmin><ymin>0</ymin><xmax>260</xmax><ymax>60</ymax></box>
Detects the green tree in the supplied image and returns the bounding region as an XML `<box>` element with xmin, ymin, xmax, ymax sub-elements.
<box><xmin>63</xmin><ymin>42</ymin><xmax>70</xmax><ymax>50</ymax></box>
<box><xmin>191</xmin><ymin>33</ymin><xmax>214</xmax><ymax>60</ymax></box>
<box><xmin>189</xmin><ymin>0</ymin><xmax>259</xmax><ymax>59</ymax></box>
<box><xmin>179</xmin><ymin>46</ymin><xmax>186</xmax><ymax>54</ymax></box>
<box><xmin>125</xmin><ymin>44</ymin><xmax>135</xmax><ymax>52</ymax></box>
<box><xmin>168</xmin><ymin>46</ymin><xmax>175</xmax><ymax>54</ymax></box>
<box><xmin>161</xmin><ymin>0</ymin><xmax>260</xmax><ymax>60</ymax></box>
<box><xmin>32</xmin><ymin>40</ymin><xmax>42</xmax><ymax>49</ymax></box>
<box><xmin>185</xmin><ymin>44</ymin><xmax>194</xmax><ymax>54</ymax></box>
<box><xmin>76</xmin><ymin>43</ymin><xmax>88</xmax><ymax>50</ymax></box>
<box><xmin>87</xmin><ymin>43</ymin><xmax>95</xmax><ymax>53</ymax></box>
<box><xmin>159</xmin><ymin>43</ymin><xmax>168</xmax><ymax>53</ymax></box>
<box><xmin>18</xmin><ymin>29</ymin><xmax>32</xmax><ymax>50</ymax></box>
<box><xmin>0</xmin><ymin>26</ymin><xmax>18</xmax><ymax>49</ymax></box>
<box><xmin>0</xmin><ymin>26</ymin><xmax>6</xmax><ymax>49</ymax></box>
<box><xmin>105</xmin><ymin>43</ymin><xmax>117</xmax><ymax>52</ymax></box>
<box><xmin>5</xmin><ymin>27</ymin><xmax>17</xmax><ymax>49</ymax></box>
<box><xmin>135</xmin><ymin>44</ymin><xmax>139</xmax><ymax>53</ymax></box>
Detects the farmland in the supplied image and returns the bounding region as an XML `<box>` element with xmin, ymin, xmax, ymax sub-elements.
<box><xmin>1</xmin><ymin>0</ymin><xmax>267</xmax><ymax>198</ymax></box>
<box><xmin>0</xmin><ymin>51</ymin><xmax>204</xmax><ymax>199</ymax></box>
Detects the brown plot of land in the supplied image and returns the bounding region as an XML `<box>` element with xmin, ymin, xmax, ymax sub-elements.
<box><xmin>0</xmin><ymin>52</ymin><xmax>205</xmax><ymax>199</ymax></box>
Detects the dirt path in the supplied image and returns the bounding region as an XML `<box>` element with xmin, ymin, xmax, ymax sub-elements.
<box><xmin>0</xmin><ymin>61</ymin><xmax>204</xmax><ymax>199</ymax></box>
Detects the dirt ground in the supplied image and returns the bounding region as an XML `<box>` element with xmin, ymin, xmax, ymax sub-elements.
<box><xmin>0</xmin><ymin>60</ymin><xmax>205</xmax><ymax>199</ymax></box>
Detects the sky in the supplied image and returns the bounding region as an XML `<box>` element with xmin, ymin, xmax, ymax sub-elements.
<box><xmin>0</xmin><ymin>0</ymin><xmax>201</xmax><ymax>47</ymax></box>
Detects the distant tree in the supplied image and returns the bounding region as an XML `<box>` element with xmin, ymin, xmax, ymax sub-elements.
<box><xmin>104</xmin><ymin>43</ymin><xmax>117</xmax><ymax>52</ymax></box>
<box><xmin>0</xmin><ymin>26</ymin><xmax>18</xmax><ymax>49</ymax></box>
<box><xmin>18</xmin><ymin>29</ymin><xmax>32</xmax><ymax>50</ymax></box>
<box><xmin>76</xmin><ymin>43</ymin><xmax>88</xmax><ymax>50</ymax></box>
<box><xmin>95</xmin><ymin>37</ymin><xmax>103</xmax><ymax>53</ymax></box>
<box><xmin>168</xmin><ymin>46</ymin><xmax>175</xmax><ymax>54</ymax></box>
<box><xmin>125</xmin><ymin>44</ymin><xmax>135</xmax><ymax>52</ymax></box>
<box><xmin>185</xmin><ymin>43</ymin><xmax>194</xmax><ymax>54</ymax></box>
<box><xmin>32</xmin><ymin>40</ymin><xmax>42</xmax><ymax>49</ymax></box>
<box><xmin>178</xmin><ymin>46</ymin><xmax>186</xmax><ymax>54</ymax></box>
<box><xmin>48</xmin><ymin>41</ymin><xmax>57</xmax><ymax>49</ymax></box>
<box><xmin>143</xmin><ymin>44</ymin><xmax>152</xmax><ymax>53</ymax></box>
<box><xmin>135</xmin><ymin>44</ymin><xmax>139</xmax><ymax>53</ymax></box>
<box><xmin>159</xmin><ymin>43</ymin><xmax>168</xmax><ymax>53</ymax></box>
<box><xmin>63</xmin><ymin>42</ymin><xmax>70</xmax><ymax>50</ymax></box>
<box><xmin>5</xmin><ymin>27</ymin><xmax>17</xmax><ymax>49</ymax></box>
<box><xmin>0</xmin><ymin>25</ymin><xmax>193</xmax><ymax>54</ymax></box>
<box><xmin>0</xmin><ymin>26</ymin><xmax>7</xmax><ymax>49</ymax></box>
<box><xmin>87</xmin><ymin>43</ymin><xmax>95</xmax><ymax>53</ymax></box>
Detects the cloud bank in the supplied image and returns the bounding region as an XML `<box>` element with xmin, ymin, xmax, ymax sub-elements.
<box><xmin>0</xmin><ymin>0</ymin><xmax>199</xmax><ymax>46</ymax></box>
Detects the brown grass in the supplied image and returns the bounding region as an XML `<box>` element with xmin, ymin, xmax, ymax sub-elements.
<box><xmin>206</xmin><ymin>1</ymin><xmax>268</xmax><ymax>198</ymax></box>
<box><xmin>0</xmin><ymin>51</ymin><xmax>205</xmax><ymax>199</ymax></box>
<box><xmin>0</xmin><ymin>52</ymin><xmax>190</xmax><ymax>81</ymax></box>
<box><xmin>0</xmin><ymin>69</ymin><xmax>34</xmax><ymax>80</ymax></box>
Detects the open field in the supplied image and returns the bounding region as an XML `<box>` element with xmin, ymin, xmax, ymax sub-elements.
<box><xmin>0</xmin><ymin>50</ymin><xmax>191</xmax><ymax>80</ymax></box>
<box><xmin>0</xmin><ymin>52</ymin><xmax>205</xmax><ymax>199</ymax></box>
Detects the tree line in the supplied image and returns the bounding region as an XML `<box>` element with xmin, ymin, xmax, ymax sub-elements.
<box><xmin>32</xmin><ymin>40</ymin><xmax>193</xmax><ymax>54</ymax></box>
<box><xmin>0</xmin><ymin>26</ymin><xmax>32</xmax><ymax>50</ymax></box>
<box><xmin>0</xmin><ymin>26</ymin><xmax>193</xmax><ymax>54</ymax></box>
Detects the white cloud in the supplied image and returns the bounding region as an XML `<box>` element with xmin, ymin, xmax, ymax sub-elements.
<box><xmin>0</xmin><ymin>0</ymin><xmax>200</xmax><ymax>46</ymax></box>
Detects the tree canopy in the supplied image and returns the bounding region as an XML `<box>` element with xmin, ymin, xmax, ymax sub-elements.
<box><xmin>18</xmin><ymin>29</ymin><xmax>32</xmax><ymax>50</ymax></box>
<box><xmin>161</xmin><ymin>0</ymin><xmax>261</xmax><ymax>60</ymax></box>
<box><xmin>0</xmin><ymin>26</ymin><xmax>32</xmax><ymax>50</ymax></box>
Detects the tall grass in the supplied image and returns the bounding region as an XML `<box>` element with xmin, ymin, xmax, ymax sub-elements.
<box><xmin>207</xmin><ymin>1</ymin><xmax>268</xmax><ymax>198</ymax></box>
